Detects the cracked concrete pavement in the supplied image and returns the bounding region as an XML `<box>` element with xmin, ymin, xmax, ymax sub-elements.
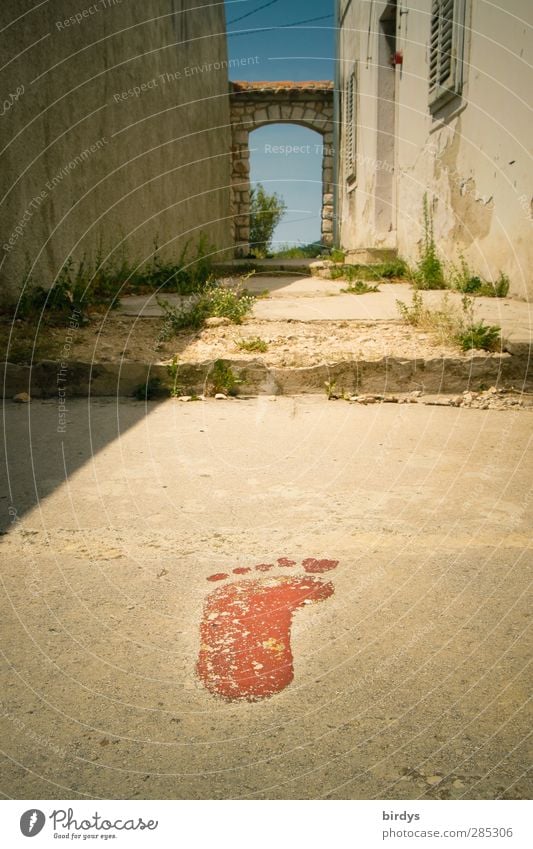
<box><xmin>118</xmin><ymin>275</ymin><xmax>533</xmax><ymax>353</ymax></box>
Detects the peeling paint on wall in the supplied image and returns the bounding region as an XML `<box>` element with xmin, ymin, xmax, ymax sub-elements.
<box><xmin>337</xmin><ymin>0</ymin><xmax>533</xmax><ymax>299</ymax></box>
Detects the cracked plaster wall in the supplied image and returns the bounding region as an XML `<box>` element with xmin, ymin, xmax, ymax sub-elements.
<box><xmin>337</xmin><ymin>0</ymin><xmax>532</xmax><ymax>298</ymax></box>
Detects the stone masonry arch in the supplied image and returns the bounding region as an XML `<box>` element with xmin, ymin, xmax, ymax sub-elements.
<box><xmin>230</xmin><ymin>81</ymin><xmax>335</xmax><ymax>255</ymax></box>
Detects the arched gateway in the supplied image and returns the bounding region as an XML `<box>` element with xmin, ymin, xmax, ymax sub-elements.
<box><xmin>229</xmin><ymin>81</ymin><xmax>335</xmax><ymax>255</ymax></box>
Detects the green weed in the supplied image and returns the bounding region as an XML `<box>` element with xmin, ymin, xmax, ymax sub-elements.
<box><xmin>236</xmin><ymin>337</ymin><xmax>268</xmax><ymax>353</ymax></box>
<box><xmin>271</xmin><ymin>243</ymin><xmax>325</xmax><ymax>259</ymax></box>
<box><xmin>11</xmin><ymin>235</ymin><xmax>215</xmax><ymax>323</ymax></box>
<box><xmin>330</xmin><ymin>259</ymin><xmax>409</xmax><ymax>283</ymax></box>
<box><xmin>374</xmin><ymin>259</ymin><xmax>409</xmax><ymax>279</ymax></box>
<box><xmin>397</xmin><ymin>291</ymin><xmax>459</xmax><ymax>343</ymax></box>
<box><xmin>166</xmin><ymin>356</ymin><xmax>184</xmax><ymax>397</ymax></box>
<box><xmin>158</xmin><ymin>282</ymin><xmax>256</xmax><ymax>334</ymax></box>
<box><xmin>488</xmin><ymin>273</ymin><xmax>510</xmax><ymax>298</ymax></box>
<box><xmin>413</xmin><ymin>195</ymin><xmax>447</xmax><ymax>289</ymax></box>
<box><xmin>341</xmin><ymin>281</ymin><xmax>380</xmax><ymax>295</ymax></box>
<box><xmin>325</xmin><ymin>379</ymin><xmax>339</xmax><ymax>400</ymax></box>
<box><xmin>397</xmin><ymin>290</ymin><xmax>501</xmax><ymax>351</ymax></box>
<box><xmin>145</xmin><ymin>235</ymin><xmax>215</xmax><ymax>295</ymax></box>
<box><xmin>450</xmin><ymin>257</ymin><xmax>510</xmax><ymax>298</ymax></box>
<box><xmin>456</xmin><ymin>321</ymin><xmax>501</xmax><ymax>352</ymax></box>
<box><xmin>209</xmin><ymin>360</ymin><xmax>242</xmax><ymax>396</ymax></box>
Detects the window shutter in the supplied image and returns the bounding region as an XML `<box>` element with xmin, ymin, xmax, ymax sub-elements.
<box><xmin>429</xmin><ymin>0</ymin><xmax>466</xmax><ymax>110</ymax></box>
<box><xmin>345</xmin><ymin>67</ymin><xmax>357</xmax><ymax>182</ymax></box>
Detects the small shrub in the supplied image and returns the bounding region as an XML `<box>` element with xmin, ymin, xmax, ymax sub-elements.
<box><xmin>397</xmin><ymin>290</ymin><xmax>502</xmax><ymax>351</ymax></box>
<box><xmin>157</xmin><ymin>297</ymin><xmax>207</xmax><ymax>332</ymax></box>
<box><xmin>476</xmin><ymin>272</ymin><xmax>510</xmax><ymax>298</ymax></box>
<box><xmin>397</xmin><ymin>291</ymin><xmax>459</xmax><ymax>343</ymax></box>
<box><xmin>330</xmin><ymin>259</ymin><xmax>409</xmax><ymax>283</ymax></box>
<box><xmin>329</xmin><ymin>265</ymin><xmax>358</xmax><ymax>282</ymax></box>
<box><xmin>490</xmin><ymin>272</ymin><xmax>510</xmax><ymax>298</ymax></box>
<box><xmin>249</xmin><ymin>184</ymin><xmax>287</xmax><ymax>256</ymax></box>
<box><xmin>396</xmin><ymin>290</ymin><xmax>425</xmax><ymax>326</ymax></box>
<box><xmin>413</xmin><ymin>195</ymin><xmax>446</xmax><ymax>289</ymax></box>
<box><xmin>329</xmin><ymin>248</ymin><xmax>346</xmax><ymax>263</ymax></box>
<box><xmin>16</xmin><ymin>257</ymin><xmax>116</xmax><ymax>321</ymax></box>
<box><xmin>450</xmin><ymin>255</ymin><xmax>480</xmax><ymax>294</ymax></box>
<box><xmin>146</xmin><ymin>235</ymin><xmax>214</xmax><ymax>295</ymax></box>
<box><xmin>373</xmin><ymin>259</ymin><xmax>409</xmax><ymax>279</ymax></box>
<box><xmin>16</xmin><ymin>283</ymin><xmax>60</xmax><ymax>320</ymax></box>
<box><xmin>209</xmin><ymin>359</ymin><xmax>242</xmax><ymax>396</ymax></box>
<box><xmin>271</xmin><ymin>243</ymin><xmax>324</xmax><ymax>259</ymax></box>
<box><xmin>456</xmin><ymin>321</ymin><xmax>501</xmax><ymax>352</ymax></box>
<box><xmin>236</xmin><ymin>337</ymin><xmax>268</xmax><ymax>353</ymax></box>
<box><xmin>201</xmin><ymin>284</ymin><xmax>255</xmax><ymax>324</ymax></box>
<box><xmin>12</xmin><ymin>235</ymin><xmax>216</xmax><ymax>324</ymax></box>
<box><xmin>341</xmin><ymin>281</ymin><xmax>380</xmax><ymax>295</ymax></box>
<box><xmin>158</xmin><ymin>282</ymin><xmax>256</xmax><ymax>334</ymax></box>
<box><xmin>450</xmin><ymin>257</ymin><xmax>511</xmax><ymax>298</ymax></box>
<box><xmin>330</xmin><ymin>264</ymin><xmax>378</xmax><ymax>282</ymax></box>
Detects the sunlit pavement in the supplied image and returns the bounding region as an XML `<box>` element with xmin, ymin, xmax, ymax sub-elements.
<box><xmin>1</xmin><ymin>397</ymin><xmax>531</xmax><ymax>799</ymax></box>
<box><xmin>117</xmin><ymin>277</ymin><xmax>533</xmax><ymax>352</ymax></box>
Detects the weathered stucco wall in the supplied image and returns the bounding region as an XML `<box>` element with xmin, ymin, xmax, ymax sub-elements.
<box><xmin>0</xmin><ymin>0</ymin><xmax>232</xmax><ymax>298</ymax></box>
<box><xmin>337</xmin><ymin>0</ymin><xmax>533</xmax><ymax>299</ymax></box>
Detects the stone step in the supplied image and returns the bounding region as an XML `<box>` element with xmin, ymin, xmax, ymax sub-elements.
<box><xmin>4</xmin><ymin>353</ymin><xmax>530</xmax><ymax>398</ymax></box>
<box><xmin>344</xmin><ymin>247</ymin><xmax>399</xmax><ymax>264</ymax></box>
<box><xmin>214</xmin><ymin>258</ymin><xmax>317</xmax><ymax>276</ymax></box>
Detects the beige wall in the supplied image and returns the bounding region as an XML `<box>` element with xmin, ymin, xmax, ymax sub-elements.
<box><xmin>337</xmin><ymin>0</ymin><xmax>533</xmax><ymax>299</ymax></box>
<box><xmin>0</xmin><ymin>0</ymin><xmax>232</xmax><ymax>298</ymax></box>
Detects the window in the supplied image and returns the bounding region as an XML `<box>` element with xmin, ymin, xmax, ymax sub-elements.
<box><xmin>429</xmin><ymin>0</ymin><xmax>467</xmax><ymax>111</ymax></box>
<box><xmin>345</xmin><ymin>66</ymin><xmax>357</xmax><ymax>183</ymax></box>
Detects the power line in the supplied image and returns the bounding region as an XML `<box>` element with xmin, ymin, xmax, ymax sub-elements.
<box><xmin>227</xmin><ymin>0</ymin><xmax>282</xmax><ymax>26</ymax></box>
<box><xmin>228</xmin><ymin>14</ymin><xmax>334</xmax><ymax>35</ymax></box>
<box><xmin>283</xmin><ymin>14</ymin><xmax>333</xmax><ymax>26</ymax></box>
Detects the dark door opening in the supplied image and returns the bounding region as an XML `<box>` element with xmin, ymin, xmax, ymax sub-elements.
<box><xmin>375</xmin><ymin>0</ymin><xmax>398</xmax><ymax>240</ymax></box>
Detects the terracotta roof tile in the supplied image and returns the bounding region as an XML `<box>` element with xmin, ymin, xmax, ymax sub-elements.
<box><xmin>231</xmin><ymin>80</ymin><xmax>334</xmax><ymax>93</ymax></box>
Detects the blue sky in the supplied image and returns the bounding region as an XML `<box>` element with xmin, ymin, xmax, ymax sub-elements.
<box><xmin>224</xmin><ymin>0</ymin><xmax>335</xmax><ymax>246</ymax></box>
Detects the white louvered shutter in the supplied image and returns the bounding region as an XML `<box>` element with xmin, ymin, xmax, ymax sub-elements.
<box><xmin>429</xmin><ymin>0</ymin><xmax>466</xmax><ymax>109</ymax></box>
<box><xmin>345</xmin><ymin>68</ymin><xmax>357</xmax><ymax>182</ymax></box>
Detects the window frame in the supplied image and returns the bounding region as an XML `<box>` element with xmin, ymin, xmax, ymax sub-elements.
<box><xmin>345</xmin><ymin>64</ymin><xmax>357</xmax><ymax>185</ymax></box>
<box><xmin>429</xmin><ymin>0</ymin><xmax>467</xmax><ymax>112</ymax></box>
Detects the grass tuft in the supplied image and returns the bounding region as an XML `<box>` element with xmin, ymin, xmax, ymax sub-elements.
<box><xmin>236</xmin><ymin>336</ymin><xmax>268</xmax><ymax>353</ymax></box>
<box><xmin>341</xmin><ymin>281</ymin><xmax>380</xmax><ymax>295</ymax></box>
<box><xmin>397</xmin><ymin>290</ymin><xmax>502</xmax><ymax>352</ymax></box>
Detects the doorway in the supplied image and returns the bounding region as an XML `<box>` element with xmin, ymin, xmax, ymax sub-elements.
<box><xmin>375</xmin><ymin>0</ymin><xmax>398</xmax><ymax>241</ymax></box>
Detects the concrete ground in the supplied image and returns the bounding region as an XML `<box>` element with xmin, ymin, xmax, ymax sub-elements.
<box><xmin>1</xmin><ymin>397</ymin><xmax>531</xmax><ymax>800</ymax></box>
<box><xmin>118</xmin><ymin>275</ymin><xmax>533</xmax><ymax>352</ymax></box>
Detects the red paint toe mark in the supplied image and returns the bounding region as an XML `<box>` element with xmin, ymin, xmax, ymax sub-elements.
<box><xmin>277</xmin><ymin>557</ymin><xmax>296</xmax><ymax>567</ymax></box>
<box><xmin>233</xmin><ymin>567</ymin><xmax>252</xmax><ymax>575</ymax></box>
<box><xmin>255</xmin><ymin>563</ymin><xmax>274</xmax><ymax>572</ymax></box>
<box><xmin>207</xmin><ymin>573</ymin><xmax>229</xmax><ymax>582</ymax></box>
<box><xmin>197</xmin><ymin>576</ymin><xmax>335</xmax><ymax>701</ymax></box>
<box><xmin>302</xmin><ymin>558</ymin><xmax>339</xmax><ymax>574</ymax></box>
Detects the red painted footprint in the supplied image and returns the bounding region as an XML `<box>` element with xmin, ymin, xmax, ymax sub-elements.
<box><xmin>197</xmin><ymin>558</ymin><xmax>338</xmax><ymax>701</ymax></box>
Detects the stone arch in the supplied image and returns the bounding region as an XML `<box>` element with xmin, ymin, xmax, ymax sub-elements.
<box><xmin>230</xmin><ymin>81</ymin><xmax>335</xmax><ymax>255</ymax></box>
